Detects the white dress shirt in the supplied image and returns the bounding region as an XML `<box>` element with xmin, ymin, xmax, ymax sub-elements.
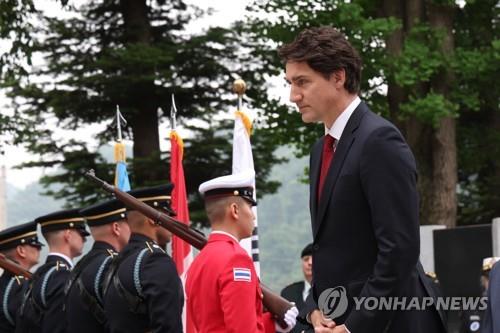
<box><xmin>48</xmin><ymin>252</ymin><xmax>74</xmax><ymax>269</ymax></box>
<box><xmin>303</xmin><ymin>280</ymin><xmax>311</xmax><ymax>302</ymax></box>
<box><xmin>325</xmin><ymin>96</ymin><xmax>361</xmax><ymax>144</ymax></box>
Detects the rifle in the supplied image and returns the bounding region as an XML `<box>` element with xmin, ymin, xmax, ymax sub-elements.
<box><xmin>85</xmin><ymin>170</ymin><xmax>293</xmax><ymax>327</ymax></box>
<box><xmin>0</xmin><ymin>253</ymin><xmax>32</xmax><ymax>279</ymax></box>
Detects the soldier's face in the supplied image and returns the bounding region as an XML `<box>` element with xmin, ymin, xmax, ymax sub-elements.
<box><xmin>302</xmin><ymin>255</ymin><xmax>313</xmax><ymax>283</ymax></box>
<box><xmin>237</xmin><ymin>199</ymin><xmax>255</xmax><ymax>239</ymax></box>
<box><xmin>116</xmin><ymin>220</ymin><xmax>131</xmax><ymax>251</ymax></box>
<box><xmin>68</xmin><ymin>229</ymin><xmax>85</xmax><ymax>258</ymax></box>
<box><xmin>21</xmin><ymin>245</ymin><xmax>41</xmax><ymax>269</ymax></box>
<box><xmin>156</xmin><ymin>226</ymin><xmax>172</xmax><ymax>248</ymax></box>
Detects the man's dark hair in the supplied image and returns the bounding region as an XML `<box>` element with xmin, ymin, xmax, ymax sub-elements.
<box><xmin>279</xmin><ymin>26</ymin><xmax>362</xmax><ymax>94</ymax></box>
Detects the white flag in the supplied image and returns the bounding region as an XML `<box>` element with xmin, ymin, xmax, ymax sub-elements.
<box><xmin>232</xmin><ymin>110</ymin><xmax>261</xmax><ymax>277</ymax></box>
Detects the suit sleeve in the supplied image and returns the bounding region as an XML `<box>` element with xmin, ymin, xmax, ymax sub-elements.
<box><xmin>300</xmin><ymin>141</ymin><xmax>322</xmax><ymax>324</ymax></box>
<box><xmin>142</xmin><ymin>252</ymin><xmax>184</xmax><ymax>333</ymax></box>
<box><xmin>218</xmin><ymin>253</ymin><xmax>261</xmax><ymax>333</ymax></box>
<box><xmin>345</xmin><ymin>126</ymin><xmax>420</xmax><ymax>332</ymax></box>
<box><xmin>41</xmin><ymin>270</ymin><xmax>70</xmax><ymax>333</ymax></box>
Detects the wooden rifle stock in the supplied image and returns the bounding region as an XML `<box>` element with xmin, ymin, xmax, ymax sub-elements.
<box><xmin>0</xmin><ymin>253</ymin><xmax>32</xmax><ymax>279</ymax></box>
<box><xmin>85</xmin><ymin>170</ymin><xmax>293</xmax><ymax>327</ymax></box>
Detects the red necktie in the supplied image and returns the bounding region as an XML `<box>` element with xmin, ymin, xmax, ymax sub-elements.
<box><xmin>318</xmin><ymin>135</ymin><xmax>336</xmax><ymax>202</ymax></box>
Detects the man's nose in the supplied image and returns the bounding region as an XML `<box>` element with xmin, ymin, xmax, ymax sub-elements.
<box><xmin>289</xmin><ymin>87</ymin><xmax>302</xmax><ymax>103</ymax></box>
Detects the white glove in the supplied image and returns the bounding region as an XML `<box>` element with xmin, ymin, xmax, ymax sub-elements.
<box><xmin>275</xmin><ymin>306</ymin><xmax>299</xmax><ymax>333</ymax></box>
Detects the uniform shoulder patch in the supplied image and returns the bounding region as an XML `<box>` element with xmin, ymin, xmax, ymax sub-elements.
<box><xmin>233</xmin><ymin>268</ymin><xmax>251</xmax><ymax>282</ymax></box>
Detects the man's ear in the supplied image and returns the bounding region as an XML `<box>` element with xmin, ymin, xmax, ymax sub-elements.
<box><xmin>16</xmin><ymin>245</ymin><xmax>26</xmax><ymax>259</ymax></box>
<box><xmin>229</xmin><ymin>202</ymin><xmax>239</xmax><ymax>220</ymax></box>
<box><xmin>64</xmin><ymin>229</ymin><xmax>72</xmax><ymax>242</ymax></box>
<box><xmin>330</xmin><ymin>69</ymin><xmax>346</xmax><ymax>88</ymax></box>
<box><xmin>111</xmin><ymin>222</ymin><xmax>120</xmax><ymax>236</ymax></box>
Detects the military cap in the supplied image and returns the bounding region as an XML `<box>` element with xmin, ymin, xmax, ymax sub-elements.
<box><xmin>127</xmin><ymin>184</ymin><xmax>176</xmax><ymax>215</ymax></box>
<box><xmin>199</xmin><ymin>170</ymin><xmax>257</xmax><ymax>206</ymax></box>
<box><xmin>35</xmin><ymin>208</ymin><xmax>90</xmax><ymax>236</ymax></box>
<box><xmin>0</xmin><ymin>221</ymin><xmax>44</xmax><ymax>251</ymax></box>
<box><xmin>482</xmin><ymin>257</ymin><xmax>500</xmax><ymax>272</ymax></box>
<box><xmin>301</xmin><ymin>243</ymin><xmax>313</xmax><ymax>258</ymax></box>
<box><xmin>80</xmin><ymin>198</ymin><xmax>127</xmax><ymax>227</ymax></box>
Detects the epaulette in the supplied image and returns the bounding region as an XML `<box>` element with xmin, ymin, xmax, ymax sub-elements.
<box><xmin>14</xmin><ymin>275</ymin><xmax>27</xmax><ymax>285</ymax></box>
<box><xmin>145</xmin><ymin>241</ymin><xmax>166</xmax><ymax>254</ymax></box>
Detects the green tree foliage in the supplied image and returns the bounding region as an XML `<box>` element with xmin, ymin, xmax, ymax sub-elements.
<box><xmin>242</xmin><ymin>0</ymin><xmax>499</xmax><ymax>226</ymax></box>
<box><xmin>1</xmin><ymin>0</ymin><xmax>282</xmax><ymax>224</ymax></box>
<box><xmin>241</xmin><ymin>0</ymin><xmax>399</xmax><ymax>156</ymax></box>
<box><xmin>454</xmin><ymin>0</ymin><xmax>500</xmax><ymax>224</ymax></box>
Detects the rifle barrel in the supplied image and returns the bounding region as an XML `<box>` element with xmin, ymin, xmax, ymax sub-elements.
<box><xmin>0</xmin><ymin>253</ymin><xmax>32</xmax><ymax>279</ymax></box>
<box><xmin>84</xmin><ymin>170</ymin><xmax>292</xmax><ymax>327</ymax></box>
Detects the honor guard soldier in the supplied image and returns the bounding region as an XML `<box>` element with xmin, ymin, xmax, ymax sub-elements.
<box><xmin>17</xmin><ymin>208</ymin><xmax>89</xmax><ymax>333</ymax></box>
<box><xmin>186</xmin><ymin>171</ymin><xmax>298</xmax><ymax>333</ymax></box>
<box><xmin>462</xmin><ymin>257</ymin><xmax>500</xmax><ymax>333</ymax></box>
<box><xmin>103</xmin><ymin>184</ymin><xmax>183</xmax><ymax>333</ymax></box>
<box><xmin>280</xmin><ymin>243</ymin><xmax>313</xmax><ymax>333</ymax></box>
<box><xmin>0</xmin><ymin>221</ymin><xmax>43</xmax><ymax>332</ymax></box>
<box><xmin>482</xmin><ymin>257</ymin><xmax>500</xmax><ymax>333</ymax></box>
<box><xmin>65</xmin><ymin>199</ymin><xmax>131</xmax><ymax>333</ymax></box>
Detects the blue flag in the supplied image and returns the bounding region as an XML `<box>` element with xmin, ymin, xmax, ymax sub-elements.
<box><xmin>115</xmin><ymin>161</ymin><xmax>131</xmax><ymax>191</ymax></box>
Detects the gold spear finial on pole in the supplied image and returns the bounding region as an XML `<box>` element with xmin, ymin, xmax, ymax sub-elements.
<box><xmin>233</xmin><ymin>78</ymin><xmax>246</xmax><ymax>110</ymax></box>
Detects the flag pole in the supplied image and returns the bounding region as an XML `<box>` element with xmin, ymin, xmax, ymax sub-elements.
<box><xmin>231</xmin><ymin>78</ymin><xmax>261</xmax><ymax>276</ymax></box>
<box><xmin>170</xmin><ymin>94</ymin><xmax>177</xmax><ymax>130</ymax></box>
<box><xmin>116</xmin><ymin>105</ymin><xmax>123</xmax><ymax>142</ymax></box>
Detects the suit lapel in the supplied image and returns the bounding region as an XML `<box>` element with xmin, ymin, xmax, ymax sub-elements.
<box><xmin>313</xmin><ymin>103</ymin><xmax>368</xmax><ymax>239</ymax></box>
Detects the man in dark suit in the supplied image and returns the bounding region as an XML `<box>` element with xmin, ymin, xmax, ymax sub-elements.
<box><xmin>281</xmin><ymin>243</ymin><xmax>313</xmax><ymax>333</ymax></box>
<box><xmin>279</xmin><ymin>27</ymin><xmax>446</xmax><ymax>333</ymax></box>
<box><xmin>16</xmin><ymin>208</ymin><xmax>88</xmax><ymax>333</ymax></box>
<box><xmin>65</xmin><ymin>198</ymin><xmax>131</xmax><ymax>333</ymax></box>
<box><xmin>103</xmin><ymin>184</ymin><xmax>183</xmax><ymax>333</ymax></box>
<box><xmin>0</xmin><ymin>221</ymin><xmax>43</xmax><ymax>333</ymax></box>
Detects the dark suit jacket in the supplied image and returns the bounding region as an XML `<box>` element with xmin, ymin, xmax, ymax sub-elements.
<box><xmin>482</xmin><ymin>261</ymin><xmax>500</xmax><ymax>333</ymax></box>
<box><xmin>281</xmin><ymin>281</ymin><xmax>309</xmax><ymax>333</ymax></box>
<box><xmin>303</xmin><ymin>102</ymin><xmax>446</xmax><ymax>333</ymax></box>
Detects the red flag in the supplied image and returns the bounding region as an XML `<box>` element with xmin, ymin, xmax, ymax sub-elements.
<box><xmin>170</xmin><ymin>130</ymin><xmax>196</xmax><ymax>333</ymax></box>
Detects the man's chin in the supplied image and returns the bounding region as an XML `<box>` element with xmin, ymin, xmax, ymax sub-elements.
<box><xmin>301</xmin><ymin>114</ymin><xmax>318</xmax><ymax>123</ymax></box>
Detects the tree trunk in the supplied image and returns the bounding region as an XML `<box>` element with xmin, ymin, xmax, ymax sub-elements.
<box><xmin>382</xmin><ymin>0</ymin><xmax>406</xmax><ymax>126</ymax></box>
<box><xmin>120</xmin><ymin>0</ymin><xmax>162</xmax><ymax>184</ymax></box>
<box><xmin>424</xmin><ymin>1</ymin><xmax>457</xmax><ymax>227</ymax></box>
<box><xmin>382</xmin><ymin>0</ymin><xmax>457</xmax><ymax>227</ymax></box>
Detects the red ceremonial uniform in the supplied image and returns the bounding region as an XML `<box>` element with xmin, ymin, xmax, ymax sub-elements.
<box><xmin>186</xmin><ymin>232</ymin><xmax>273</xmax><ymax>333</ymax></box>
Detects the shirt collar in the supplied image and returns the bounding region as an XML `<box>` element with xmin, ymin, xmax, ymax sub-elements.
<box><xmin>304</xmin><ymin>279</ymin><xmax>311</xmax><ymax>290</ymax></box>
<box><xmin>48</xmin><ymin>252</ymin><xmax>74</xmax><ymax>269</ymax></box>
<box><xmin>210</xmin><ymin>230</ymin><xmax>239</xmax><ymax>243</ymax></box>
<box><xmin>325</xmin><ymin>96</ymin><xmax>361</xmax><ymax>141</ymax></box>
